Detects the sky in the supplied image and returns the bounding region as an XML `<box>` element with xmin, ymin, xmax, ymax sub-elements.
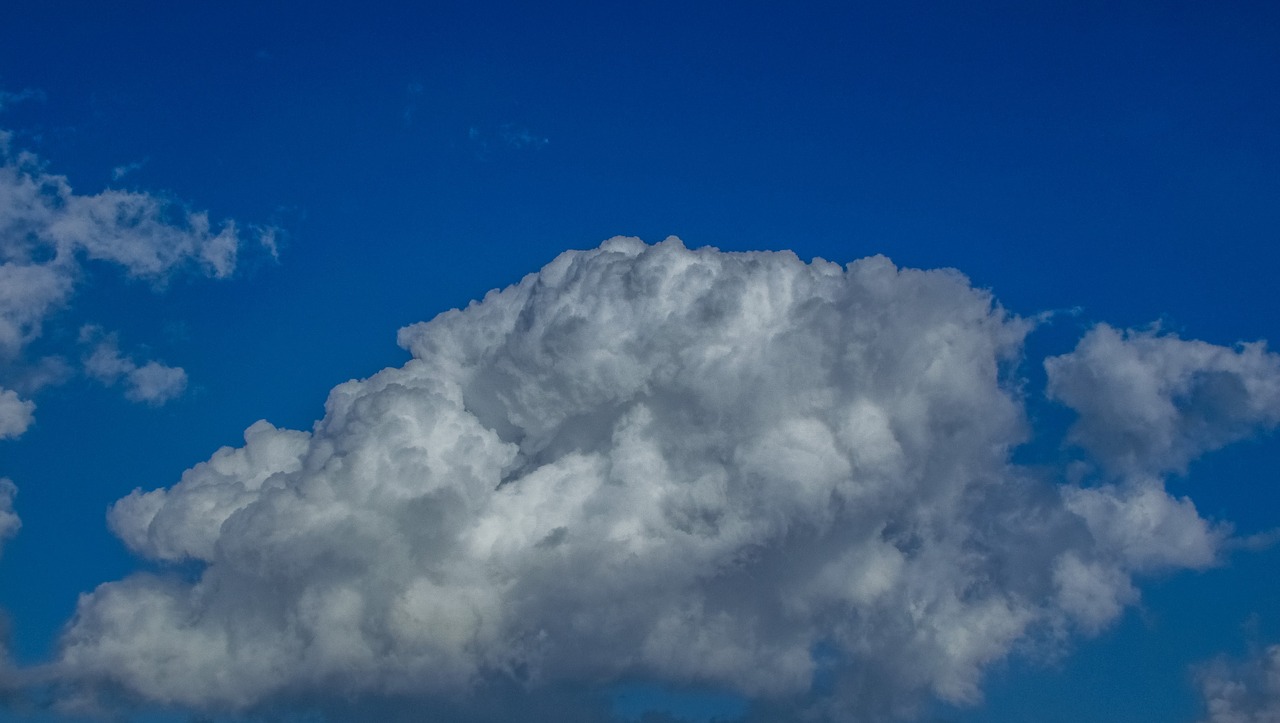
<box><xmin>1</xmin><ymin>1</ymin><xmax>1279</xmax><ymax>721</ymax></box>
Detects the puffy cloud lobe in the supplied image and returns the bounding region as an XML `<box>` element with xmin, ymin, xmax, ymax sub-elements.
<box><xmin>54</xmin><ymin>239</ymin><xmax>1280</xmax><ymax>719</ymax></box>
<box><xmin>1046</xmin><ymin>324</ymin><xmax>1280</xmax><ymax>476</ymax></box>
<box><xmin>1198</xmin><ymin>646</ymin><xmax>1280</xmax><ymax>723</ymax></box>
<box><xmin>0</xmin><ymin>389</ymin><xmax>33</xmax><ymax>439</ymax></box>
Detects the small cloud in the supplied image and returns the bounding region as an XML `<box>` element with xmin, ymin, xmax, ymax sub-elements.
<box><xmin>0</xmin><ymin>389</ymin><xmax>34</xmax><ymax>440</ymax></box>
<box><xmin>123</xmin><ymin>361</ymin><xmax>187</xmax><ymax>405</ymax></box>
<box><xmin>111</xmin><ymin>159</ymin><xmax>147</xmax><ymax>181</ymax></box>
<box><xmin>80</xmin><ymin>326</ymin><xmax>187</xmax><ymax>406</ymax></box>
<box><xmin>467</xmin><ymin>123</ymin><xmax>549</xmax><ymax>160</ymax></box>
<box><xmin>1046</xmin><ymin>324</ymin><xmax>1280</xmax><ymax>476</ymax></box>
<box><xmin>0</xmin><ymin>88</ymin><xmax>45</xmax><ymax>112</ymax></box>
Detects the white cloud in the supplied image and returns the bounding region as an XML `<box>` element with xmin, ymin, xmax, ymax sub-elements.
<box><xmin>1197</xmin><ymin>645</ymin><xmax>1280</xmax><ymax>723</ymax></box>
<box><xmin>1046</xmin><ymin>324</ymin><xmax>1280</xmax><ymax>476</ymax></box>
<box><xmin>81</xmin><ymin>328</ymin><xmax>187</xmax><ymax>406</ymax></box>
<box><xmin>0</xmin><ymin>389</ymin><xmax>34</xmax><ymax>440</ymax></box>
<box><xmin>0</xmin><ymin>127</ymin><xmax>267</xmax><ymax>340</ymax></box>
<box><xmin>49</xmin><ymin>239</ymin><xmax>1280</xmax><ymax>720</ymax></box>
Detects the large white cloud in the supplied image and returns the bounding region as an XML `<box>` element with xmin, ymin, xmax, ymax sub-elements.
<box><xmin>51</xmin><ymin>238</ymin><xmax>1280</xmax><ymax>720</ymax></box>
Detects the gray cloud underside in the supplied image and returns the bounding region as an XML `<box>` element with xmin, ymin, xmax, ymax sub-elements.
<box><xmin>53</xmin><ymin>238</ymin><xmax>1280</xmax><ymax>720</ymax></box>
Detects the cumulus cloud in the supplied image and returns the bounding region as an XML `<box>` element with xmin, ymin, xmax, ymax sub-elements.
<box><xmin>1197</xmin><ymin>645</ymin><xmax>1280</xmax><ymax>723</ymax></box>
<box><xmin>50</xmin><ymin>239</ymin><xmax>1280</xmax><ymax>720</ymax></box>
<box><xmin>1046</xmin><ymin>324</ymin><xmax>1280</xmax><ymax>476</ymax></box>
<box><xmin>0</xmin><ymin>389</ymin><xmax>33</xmax><ymax>439</ymax></box>
<box><xmin>80</xmin><ymin>327</ymin><xmax>187</xmax><ymax>406</ymax></box>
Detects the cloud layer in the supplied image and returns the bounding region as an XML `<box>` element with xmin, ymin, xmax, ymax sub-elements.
<box><xmin>51</xmin><ymin>239</ymin><xmax>1280</xmax><ymax>720</ymax></box>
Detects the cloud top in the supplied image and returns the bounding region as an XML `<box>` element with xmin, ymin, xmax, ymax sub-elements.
<box><xmin>51</xmin><ymin>238</ymin><xmax>1280</xmax><ymax>720</ymax></box>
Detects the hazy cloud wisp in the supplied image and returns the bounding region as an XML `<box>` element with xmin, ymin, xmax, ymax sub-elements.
<box><xmin>0</xmin><ymin>127</ymin><xmax>270</xmax><ymax>428</ymax></box>
<box><xmin>80</xmin><ymin>326</ymin><xmax>187</xmax><ymax>407</ymax></box>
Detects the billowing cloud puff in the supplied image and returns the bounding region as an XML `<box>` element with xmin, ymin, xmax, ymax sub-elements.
<box><xmin>0</xmin><ymin>390</ymin><xmax>33</xmax><ymax>440</ymax></box>
<box><xmin>53</xmin><ymin>238</ymin><xmax>1280</xmax><ymax>720</ymax></box>
<box><xmin>1197</xmin><ymin>645</ymin><xmax>1280</xmax><ymax>723</ymax></box>
<box><xmin>1046</xmin><ymin>324</ymin><xmax>1280</xmax><ymax>476</ymax></box>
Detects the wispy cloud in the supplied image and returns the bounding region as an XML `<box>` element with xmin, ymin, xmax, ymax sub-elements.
<box><xmin>468</xmin><ymin>123</ymin><xmax>549</xmax><ymax>159</ymax></box>
<box><xmin>80</xmin><ymin>326</ymin><xmax>187</xmax><ymax>406</ymax></box>
<box><xmin>0</xmin><ymin>88</ymin><xmax>45</xmax><ymax>112</ymax></box>
<box><xmin>0</xmin><ymin>122</ymin><xmax>273</xmax><ymax>435</ymax></box>
<box><xmin>110</xmin><ymin>159</ymin><xmax>147</xmax><ymax>181</ymax></box>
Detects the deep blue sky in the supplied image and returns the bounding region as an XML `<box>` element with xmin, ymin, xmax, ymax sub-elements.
<box><xmin>1</xmin><ymin>2</ymin><xmax>1279</xmax><ymax>721</ymax></box>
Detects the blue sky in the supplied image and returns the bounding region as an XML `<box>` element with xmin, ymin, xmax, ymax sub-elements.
<box><xmin>1</xmin><ymin>2</ymin><xmax>1279</xmax><ymax>721</ymax></box>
